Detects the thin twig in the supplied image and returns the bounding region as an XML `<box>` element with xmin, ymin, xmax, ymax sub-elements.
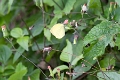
<box><xmin>5</xmin><ymin>38</ymin><xmax>48</xmax><ymax>78</ymax></box>
<box><xmin>100</xmin><ymin>0</ymin><xmax>104</xmax><ymax>15</ymax></box>
<box><xmin>19</xmin><ymin>14</ymin><xmax>42</xmax><ymax>52</ymax></box>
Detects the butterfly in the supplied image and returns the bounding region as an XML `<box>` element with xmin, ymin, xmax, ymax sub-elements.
<box><xmin>50</xmin><ymin>23</ymin><xmax>65</xmax><ymax>39</ymax></box>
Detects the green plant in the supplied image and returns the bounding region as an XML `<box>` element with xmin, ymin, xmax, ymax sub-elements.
<box><xmin>1</xmin><ymin>0</ymin><xmax>120</xmax><ymax>80</ymax></box>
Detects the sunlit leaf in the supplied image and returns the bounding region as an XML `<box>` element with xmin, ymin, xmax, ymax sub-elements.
<box><xmin>8</xmin><ymin>0</ymin><xmax>14</xmax><ymax>13</ymax></box>
<box><xmin>60</xmin><ymin>39</ymin><xmax>73</xmax><ymax>62</ymax></box>
<box><xmin>10</xmin><ymin>28</ymin><xmax>23</xmax><ymax>38</ymax></box>
<box><xmin>71</xmin><ymin>54</ymin><xmax>84</xmax><ymax>66</ymax></box>
<box><xmin>17</xmin><ymin>36</ymin><xmax>29</xmax><ymax>51</ymax></box>
<box><xmin>44</xmin><ymin>28</ymin><xmax>51</xmax><ymax>41</ymax></box>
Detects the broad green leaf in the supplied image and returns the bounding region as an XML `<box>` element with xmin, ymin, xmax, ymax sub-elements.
<box><xmin>63</xmin><ymin>0</ymin><xmax>76</xmax><ymax>14</ymax></box>
<box><xmin>0</xmin><ymin>45</ymin><xmax>12</xmax><ymax>64</ymax></box>
<box><xmin>17</xmin><ymin>36</ymin><xmax>29</xmax><ymax>51</ymax></box>
<box><xmin>115</xmin><ymin>34</ymin><xmax>120</xmax><ymax>50</ymax></box>
<box><xmin>72</xmin><ymin>39</ymin><xmax>84</xmax><ymax>60</ymax></box>
<box><xmin>84</xmin><ymin>21</ymin><xmax>120</xmax><ymax>46</ymax></box>
<box><xmin>44</xmin><ymin>28</ymin><xmax>51</xmax><ymax>41</ymax></box>
<box><xmin>73</xmin><ymin>21</ymin><xmax>120</xmax><ymax>79</ymax></box>
<box><xmin>13</xmin><ymin>47</ymin><xmax>25</xmax><ymax>63</ymax></box>
<box><xmin>8</xmin><ymin>63</ymin><xmax>27</xmax><ymax>80</ymax></box>
<box><xmin>88</xmin><ymin>0</ymin><xmax>101</xmax><ymax>15</ymax></box>
<box><xmin>71</xmin><ymin>54</ymin><xmax>84</xmax><ymax>66</ymax></box>
<box><xmin>60</xmin><ymin>39</ymin><xmax>73</xmax><ymax>62</ymax></box>
<box><xmin>29</xmin><ymin>69</ymin><xmax>40</xmax><ymax>80</ymax></box>
<box><xmin>97</xmin><ymin>72</ymin><xmax>120</xmax><ymax>80</ymax></box>
<box><xmin>53</xmin><ymin>65</ymin><xmax>69</xmax><ymax>75</ymax></box>
<box><xmin>115</xmin><ymin>0</ymin><xmax>120</xmax><ymax>7</ymax></box>
<box><xmin>10</xmin><ymin>28</ymin><xmax>23</xmax><ymax>38</ymax></box>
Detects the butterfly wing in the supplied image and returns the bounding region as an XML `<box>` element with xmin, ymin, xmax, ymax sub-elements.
<box><xmin>50</xmin><ymin>23</ymin><xmax>65</xmax><ymax>39</ymax></box>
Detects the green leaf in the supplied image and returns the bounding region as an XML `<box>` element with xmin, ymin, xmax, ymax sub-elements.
<box><xmin>0</xmin><ymin>45</ymin><xmax>12</xmax><ymax>64</ymax></box>
<box><xmin>60</xmin><ymin>39</ymin><xmax>73</xmax><ymax>62</ymax></box>
<box><xmin>53</xmin><ymin>65</ymin><xmax>69</xmax><ymax>75</ymax></box>
<box><xmin>115</xmin><ymin>34</ymin><xmax>120</xmax><ymax>50</ymax></box>
<box><xmin>63</xmin><ymin>0</ymin><xmax>76</xmax><ymax>14</ymax></box>
<box><xmin>8</xmin><ymin>63</ymin><xmax>27</xmax><ymax>80</ymax></box>
<box><xmin>30</xmin><ymin>18</ymin><xmax>44</xmax><ymax>37</ymax></box>
<box><xmin>8</xmin><ymin>0</ymin><xmax>14</xmax><ymax>13</ymax></box>
<box><xmin>0</xmin><ymin>0</ymin><xmax>8</xmax><ymax>16</ymax></box>
<box><xmin>71</xmin><ymin>54</ymin><xmax>84</xmax><ymax>66</ymax></box>
<box><xmin>43</xmin><ymin>0</ymin><xmax>54</xmax><ymax>6</ymax></box>
<box><xmin>100</xmin><ymin>56</ymin><xmax>115</xmax><ymax>68</ymax></box>
<box><xmin>29</xmin><ymin>69</ymin><xmax>40</xmax><ymax>80</ymax></box>
<box><xmin>17</xmin><ymin>36</ymin><xmax>29</xmax><ymax>51</ymax></box>
<box><xmin>97</xmin><ymin>72</ymin><xmax>120</xmax><ymax>80</ymax></box>
<box><xmin>88</xmin><ymin>0</ymin><xmax>101</xmax><ymax>14</ymax></box>
<box><xmin>10</xmin><ymin>28</ymin><xmax>23</xmax><ymax>38</ymax></box>
<box><xmin>114</xmin><ymin>8</ymin><xmax>120</xmax><ymax>23</ymax></box>
<box><xmin>84</xmin><ymin>21</ymin><xmax>120</xmax><ymax>46</ymax></box>
<box><xmin>0</xmin><ymin>77</ymin><xmax>6</xmax><ymax>80</ymax></box>
<box><xmin>72</xmin><ymin>39</ymin><xmax>84</xmax><ymax>60</ymax></box>
<box><xmin>44</xmin><ymin>28</ymin><xmax>51</xmax><ymax>41</ymax></box>
<box><xmin>34</xmin><ymin>0</ymin><xmax>40</xmax><ymax>7</ymax></box>
<box><xmin>13</xmin><ymin>47</ymin><xmax>25</xmax><ymax>63</ymax></box>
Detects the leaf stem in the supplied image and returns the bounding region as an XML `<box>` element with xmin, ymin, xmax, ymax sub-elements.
<box><xmin>100</xmin><ymin>0</ymin><xmax>104</xmax><ymax>15</ymax></box>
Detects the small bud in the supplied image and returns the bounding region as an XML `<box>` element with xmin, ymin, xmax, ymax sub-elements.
<box><xmin>43</xmin><ymin>47</ymin><xmax>52</xmax><ymax>53</ymax></box>
<box><xmin>48</xmin><ymin>66</ymin><xmax>54</xmax><ymax>77</ymax></box>
<box><xmin>1</xmin><ymin>25</ymin><xmax>6</xmax><ymax>31</ymax></box>
<box><xmin>28</xmin><ymin>77</ymin><xmax>31</xmax><ymax>80</ymax></box>
<box><xmin>29</xmin><ymin>26</ymin><xmax>34</xmax><ymax>30</ymax></box>
<box><xmin>63</xmin><ymin>20</ymin><xmax>68</xmax><ymax>25</ymax></box>
<box><xmin>73</xmin><ymin>34</ymin><xmax>79</xmax><ymax>44</ymax></box>
<box><xmin>81</xmin><ymin>62</ymin><xmax>87</xmax><ymax>67</ymax></box>
<box><xmin>57</xmin><ymin>68</ymin><xmax>61</xmax><ymax>79</ymax></box>
<box><xmin>1</xmin><ymin>25</ymin><xmax>9</xmax><ymax>38</ymax></box>
<box><xmin>48</xmin><ymin>66</ymin><xmax>51</xmax><ymax>69</ymax></box>
<box><xmin>109</xmin><ymin>2</ymin><xmax>114</xmax><ymax>13</ymax></box>
<box><xmin>66</xmin><ymin>71</ymin><xmax>77</xmax><ymax>76</ymax></box>
<box><xmin>81</xmin><ymin>4</ymin><xmax>88</xmax><ymax>13</ymax></box>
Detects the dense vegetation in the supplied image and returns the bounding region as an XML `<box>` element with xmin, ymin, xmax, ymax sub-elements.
<box><xmin>1</xmin><ymin>0</ymin><xmax>120</xmax><ymax>80</ymax></box>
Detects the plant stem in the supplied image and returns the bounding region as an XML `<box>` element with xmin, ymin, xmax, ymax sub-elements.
<box><xmin>69</xmin><ymin>63</ymin><xmax>72</xmax><ymax>80</ymax></box>
<box><xmin>19</xmin><ymin>14</ymin><xmax>42</xmax><ymax>53</ymax></box>
<box><xmin>100</xmin><ymin>0</ymin><xmax>104</xmax><ymax>15</ymax></box>
<box><xmin>5</xmin><ymin>37</ymin><xmax>48</xmax><ymax>78</ymax></box>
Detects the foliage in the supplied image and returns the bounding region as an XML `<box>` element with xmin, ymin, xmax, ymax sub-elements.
<box><xmin>1</xmin><ymin>0</ymin><xmax>120</xmax><ymax>80</ymax></box>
